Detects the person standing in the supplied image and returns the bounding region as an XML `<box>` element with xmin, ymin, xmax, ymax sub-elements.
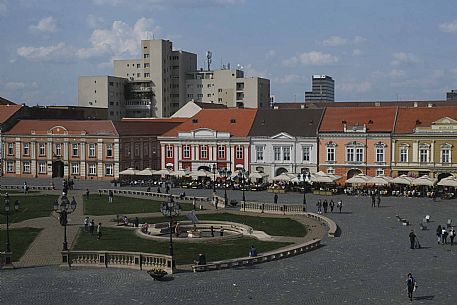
<box><xmin>442</xmin><ymin>226</ymin><xmax>448</xmax><ymax>244</ymax></box>
<box><xmin>219</xmin><ymin>226</ymin><xmax>224</xmax><ymax>236</ymax></box>
<box><xmin>337</xmin><ymin>200</ymin><xmax>343</xmax><ymax>213</ymax></box>
<box><xmin>192</xmin><ymin>197</ymin><xmax>196</xmax><ymax>210</ymax></box>
<box><xmin>371</xmin><ymin>193</ymin><xmax>376</xmax><ymax>208</ymax></box>
<box><xmin>409</xmin><ymin>230</ymin><xmax>416</xmax><ymax>249</ymax></box>
<box><xmin>449</xmin><ymin>227</ymin><xmax>456</xmax><ymax>246</ymax></box>
<box><xmin>323</xmin><ymin>199</ymin><xmax>328</xmax><ymax>213</ymax></box>
<box><xmin>108</xmin><ymin>190</ymin><xmax>114</xmax><ymax>203</ymax></box>
<box><xmin>210</xmin><ymin>226</ymin><xmax>214</xmax><ymax>237</ymax></box>
<box><xmin>274</xmin><ymin>193</ymin><xmax>278</xmax><ymax>204</ymax></box>
<box><xmin>89</xmin><ymin>219</ymin><xmax>95</xmax><ymax>235</ymax></box>
<box><xmin>249</xmin><ymin>245</ymin><xmax>257</xmax><ymax>257</ymax></box>
<box><xmin>86</xmin><ymin>189</ymin><xmax>90</xmax><ymax>200</ymax></box>
<box><xmin>406</xmin><ymin>273</ymin><xmax>417</xmax><ymax>302</ymax></box>
<box><xmin>316</xmin><ymin>200</ymin><xmax>322</xmax><ymax>214</ymax></box>
<box><xmin>329</xmin><ymin>200</ymin><xmax>335</xmax><ymax>213</ymax></box>
<box><xmin>84</xmin><ymin>216</ymin><xmax>89</xmax><ymax>232</ymax></box>
<box><xmin>97</xmin><ymin>223</ymin><xmax>102</xmax><ymax>240</ymax></box>
<box><xmin>437</xmin><ymin>225</ymin><xmax>442</xmax><ymax>244</ymax></box>
<box><xmin>376</xmin><ymin>193</ymin><xmax>381</xmax><ymax>207</ymax></box>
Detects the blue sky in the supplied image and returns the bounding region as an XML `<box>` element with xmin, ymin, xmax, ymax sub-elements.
<box><xmin>0</xmin><ymin>0</ymin><xmax>457</xmax><ymax>105</ymax></box>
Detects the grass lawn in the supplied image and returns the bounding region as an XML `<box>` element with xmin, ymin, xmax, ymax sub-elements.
<box><xmin>0</xmin><ymin>228</ymin><xmax>42</xmax><ymax>261</ymax></box>
<box><xmin>84</xmin><ymin>195</ymin><xmax>193</xmax><ymax>216</ymax></box>
<box><xmin>0</xmin><ymin>195</ymin><xmax>59</xmax><ymax>224</ymax></box>
<box><xmin>139</xmin><ymin>213</ymin><xmax>307</xmax><ymax>237</ymax></box>
<box><xmin>73</xmin><ymin>227</ymin><xmax>291</xmax><ymax>265</ymax></box>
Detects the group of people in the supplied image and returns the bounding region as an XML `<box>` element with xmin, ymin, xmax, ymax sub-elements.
<box><xmin>316</xmin><ymin>199</ymin><xmax>343</xmax><ymax>214</ymax></box>
<box><xmin>83</xmin><ymin>216</ymin><xmax>102</xmax><ymax>240</ymax></box>
<box><xmin>436</xmin><ymin>225</ymin><xmax>456</xmax><ymax>245</ymax></box>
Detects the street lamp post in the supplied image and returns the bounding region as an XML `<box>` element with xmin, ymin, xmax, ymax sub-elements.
<box><xmin>53</xmin><ymin>194</ymin><xmax>77</xmax><ymax>251</ymax></box>
<box><xmin>212</xmin><ymin>164</ymin><xmax>217</xmax><ymax>193</ymax></box>
<box><xmin>160</xmin><ymin>194</ymin><xmax>181</xmax><ymax>268</ymax></box>
<box><xmin>299</xmin><ymin>172</ymin><xmax>312</xmax><ymax>212</ymax></box>
<box><xmin>2</xmin><ymin>194</ymin><xmax>19</xmax><ymax>254</ymax></box>
<box><xmin>238</xmin><ymin>169</ymin><xmax>248</xmax><ymax>206</ymax></box>
<box><xmin>219</xmin><ymin>168</ymin><xmax>231</xmax><ymax>206</ymax></box>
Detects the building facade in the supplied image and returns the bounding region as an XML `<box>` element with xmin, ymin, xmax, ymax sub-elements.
<box><xmin>249</xmin><ymin>109</ymin><xmax>323</xmax><ymax>180</ymax></box>
<box><xmin>392</xmin><ymin>107</ymin><xmax>457</xmax><ymax>179</ymax></box>
<box><xmin>305</xmin><ymin>75</ymin><xmax>335</xmax><ymax>103</ymax></box>
<box><xmin>0</xmin><ymin>105</ymin><xmax>24</xmax><ymax>176</ymax></box>
<box><xmin>318</xmin><ymin>107</ymin><xmax>397</xmax><ymax>181</ymax></box>
<box><xmin>158</xmin><ymin>109</ymin><xmax>257</xmax><ymax>172</ymax></box>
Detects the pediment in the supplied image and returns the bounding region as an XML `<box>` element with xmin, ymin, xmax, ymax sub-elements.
<box><xmin>433</xmin><ymin>117</ymin><xmax>457</xmax><ymax>125</ymax></box>
<box><xmin>271</xmin><ymin>132</ymin><xmax>294</xmax><ymax>140</ymax></box>
<box><xmin>193</xmin><ymin>128</ymin><xmax>216</xmax><ymax>137</ymax></box>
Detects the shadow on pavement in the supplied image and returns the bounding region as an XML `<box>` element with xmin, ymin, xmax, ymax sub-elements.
<box><xmin>414</xmin><ymin>295</ymin><xmax>434</xmax><ymax>301</ymax></box>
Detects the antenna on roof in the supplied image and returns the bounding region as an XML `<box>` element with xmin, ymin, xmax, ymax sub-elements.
<box><xmin>206</xmin><ymin>51</ymin><xmax>212</xmax><ymax>71</ymax></box>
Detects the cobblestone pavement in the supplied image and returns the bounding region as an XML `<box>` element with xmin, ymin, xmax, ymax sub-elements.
<box><xmin>2</xmin><ymin>176</ymin><xmax>457</xmax><ymax>304</ymax></box>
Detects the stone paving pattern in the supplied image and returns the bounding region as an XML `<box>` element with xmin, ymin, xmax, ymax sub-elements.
<box><xmin>1</xmin><ymin>177</ymin><xmax>457</xmax><ymax>304</ymax></box>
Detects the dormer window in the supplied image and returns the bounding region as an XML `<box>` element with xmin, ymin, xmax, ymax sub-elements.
<box><xmin>192</xmin><ymin>119</ymin><xmax>198</xmax><ymax>124</ymax></box>
<box><xmin>230</xmin><ymin>119</ymin><xmax>236</xmax><ymax>124</ymax></box>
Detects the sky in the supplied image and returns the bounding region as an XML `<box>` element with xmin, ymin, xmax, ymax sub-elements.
<box><xmin>0</xmin><ymin>0</ymin><xmax>457</xmax><ymax>105</ymax></box>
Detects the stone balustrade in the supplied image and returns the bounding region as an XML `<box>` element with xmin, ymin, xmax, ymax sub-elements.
<box><xmin>191</xmin><ymin>238</ymin><xmax>321</xmax><ymax>272</ymax></box>
<box><xmin>98</xmin><ymin>189</ymin><xmax>209</xmax><ymax>203</ymax></box>
<box><xmin>62</xmin><ymin>250</ymin><xmax>173</xmax><ymax>274</ymax></box>
<box><xmin>0</xmin><ymin>185</ymin><xmax>54</xmax><ymax>191</ymax></box>
<box><xmin>240</xmin><ymin>201</ymin><xmax>306</xmax><ymax>215</ymax></box>
<box><xmin>304</xmin><ymin>213</ymin><xmax>338</xmax><ymax>237</ymax></box>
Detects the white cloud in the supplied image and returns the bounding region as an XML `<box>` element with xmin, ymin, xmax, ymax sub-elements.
<box><xmin>439</xmin><ymin>20</ymin><xmax>457</xmax><ymax>33</ymax></box>
<box><xmin>352</xmin><ymin>48</ymin><xmax>363</xmax><ymax>56</ymax></box>
<box><xmin>242</xmin><ymin>64</ymin><xmax>267</xmax><ymax>78</ymax></box>
<box><xmin>389</xmin><ymin>69</ymin><xmax>406</xmax><ymax>79</ymax></box>
<box><xmin>352</xmin><ymin>36</ymin><xmax>366</xmax><ymax>44</ymax></box>
<box><xmin>391</xmin><ymin>52</ymin><xmax>420</xmax><ymax>66</ymax></box>
<box><xmin>93</xmin><ymin>0</ymin><xmax>244</xmax><ymax>8</ymax></box>
<box><xmin>87</xmin><ymin>14</ymin><xmax>104</xmax><ymax>28</ymax></box>
<box><xmin>322</xmin><ymin>36</ymin><xmax>347</xmax><ymax>47</ymax></box>
<box><xmin>265</xmin><ymin>49</ymin><xmax>276</xmax><ymax>59</ymax></box>
<box><xmin>0</xmin><ymin>0</ymin><xmax>7</xmax><ymax>16</ymax></box>
<box><xmin>274</xmin><ymin>74</ymin><xmax>304</xmax><ymax>84</ymax></box>
<box><xmin>18</xmin><ymin>18</ymin><xmax>160</xmax><ymax>62</ymax></box>
<box><xmin>283</xmin><ymin>51</ymin><xmax>338</xmax><ymax>66</ymax></box>
<box><xmin>337</xmin><ymin>81</ymin><xmax>372</xmax><ymax>93</ymax></box>
<box><xmin>29</xmin><ymin>16</ymin><xmax>59</xmax><ymax>34</ymax></box>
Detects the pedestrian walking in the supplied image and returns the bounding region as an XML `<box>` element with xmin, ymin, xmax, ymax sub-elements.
<box><xmin>134</xmin><ymin>217</ymin><xmax>139</xmax><ymax>228</ymax></box>
<box><xmin>316</xmin><ymin>199</ymin><xmax>322</xmax><ymax>214</ymax></box>
<box><xmin>442</xmin><ymin>226</ymin><xmax>448</xmax><ymax>244</ymax></box>
<box><xmin>219</xmin><ymin>226</ymin><xmax>224</xmax><ymax>236</ymax></box>
<box><xmin>450</xmin><ymin>227</ymin><xmax>456</xmax><ymax>246</ymax></box>
<box><xmin>274</xmin><ymin>193</ymin><xmax>278</xmax><ymax>204</ymax></box>
<box><xmin>84</xmin><ymin>216</ymin><xmax>89</xmax><ymax>232</ymax></box>
<box><xmin>371</xmin><ymin>194</ymin><xmax>376</xmax><ymax>207</ymax></box>
<box><xmin>215</xmin><ymin>197</ymin><xmax>219</xmax><ymax>210</ymax></box>
<box><xmin>409</xmin><ymin>230</ymin><xmax>416</xmax><ymax>249</ymax></box>
<box><xmin>437</xmin><ymin>225</ymin><xmax>442</xmax><ymax>244</ymax></box>
<box><xmin>86</xmin><ymin>189</ymin><xmax>90</xmax><ymax>199</ymax></box>
<box><xmin>89</xmin><ymin>219</ymin><xmax>95</xmax><ymax>235</ymax></box>
<box><xmin>211</xmin><ymin>226</ymin><xmax>214</xmax><ymax>237</ymax></box>
<box><xmin>337</xmin><ymin>200</ymin><xmax>343</xmax><ymax>213</ymax></box>
<box><xmin>406</xmin><ymin>273</ymin><xmax>417</xmax><ymax>302</ymax></box>
<box><xmin>329</xmin><ymin>200</ymin><xmax>335</xmax><ymax>213</ymax></box>
<box><xmin>108</xmin><ymin>190</ymin><xmax>114</xmax><ymax>203</ymax></box>
<box><xmin>192</xmin><ymin>197</ymin><xmax>196</xmax><ymax>210</ymax></box>
<box><xmin>97</xmin><ymin>223</ymin><xmax>102</xmax><ymax>240</ymax></box>
<box><xmin>376</xmin><ymin>194</ymin><xmax>381</xmax><ymax>207</ymax></box>
<box><xmin>323</xmin><ymin>199</ymin><xmax>328</xmax><ymax>213</ymax></box>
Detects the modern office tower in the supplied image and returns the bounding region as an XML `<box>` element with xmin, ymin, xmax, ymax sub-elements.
<box><xmin>305</xmin><ymin>75</ymin><xmax>335</xmax><ymax>103</ymax></box>
<box><xmin>447</xmin><ymin>90</ymin><xmax>457</xmax><ymax>101</ymax></box>
<box><xmin>185</xmin><ymin>69</ymin><xmax>270</xmax><ymax>108</ymax></box>
<box><xmin>78</xmin><ymin>76</ymin><xmax>127</xmax><ymax>120</ymax></box>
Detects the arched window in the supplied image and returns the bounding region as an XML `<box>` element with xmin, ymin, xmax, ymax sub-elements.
<box><xmin>326</xmin><ymin>142</ymin><xmax>336</xmax><ymax>163</ymax></box>
<box><xmin>419</xmin><ymin>143</ymin><xmax>430</xmax><ymax>163</ymax></box>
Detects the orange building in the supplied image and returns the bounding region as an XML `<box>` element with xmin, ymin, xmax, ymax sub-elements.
<box><xmin>318</xmin><ymin>107</ymin><xmax>398</xmax><ymax>182</ymax></box>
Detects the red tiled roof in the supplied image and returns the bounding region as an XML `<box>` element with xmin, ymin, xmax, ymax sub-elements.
<box><xmin>162</xmin><ymin>108</ymin><xmax>257</xmax><ymax>137</ymax></box>
<box><xmin>113</xmin><ymin>121</ymin><xmax>183</xmax><ymax>136</ymax></box>
<box><xmin>394</xmin><ymin>106</ymin><xmax>457</xmax><ymax>133</ymax></box>
<box><xmin>121</xmin><ymin>117</ymin><xmax>186</xmax><ymax>123</ymax></box>
<box><xmin>0</xmin><ymin>105</ymin><xmax>22</xmax><ymax>124</ymax></box>
<box><xmin>5</xmin><ymin>120</ymin><xmax>118</xmax><ymax>136</ymax></box>
<box><xmin>319</xmin><ymin>107</ymin><xmax>397</xmax><ymax>133</ymax></box>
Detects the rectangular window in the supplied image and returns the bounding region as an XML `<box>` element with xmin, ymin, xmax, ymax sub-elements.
<box><xmin>88</xmin><ymin>164</ymin><xmax>97</xmax><ymax>176</ymax></box>
<box><xmin>71</xmin><ymin>163</ymin><xmax>80</xmax><ymax>175</ymax></box>
<box><xmin>106</xmin><ymin>144</ymin><xmax>113</xmax><ymax>157</ymax></box>
<box><xmin>200</xmin><ymin>145</ymin><xmax>208</xmax><ymax>159</ymax></box>
<box><xmin>183</xmin><ymin>145</ymin><xmax>190</xmax><ymax>158</ymax></box>
<box><xmin>400</xmin><ymin>147</ymin><xmax>408</xmax><ymax>162</ymax></box>
<box><xmin>274</xmin><ymin>147</ymin><xmax>281</xmax><ymax>161</ymax></box>
<box><xmin>55</xmin><ymin>143</ymin><xmax>62</xmax><ymax>157</ymax></box>
<box><xmin>72</xmin><ymin>143</ymin><xmax>79</xmax><ymax>157</ymax></box>
<box><xmin>346</xmin><ymin>148</ymin><xmax>354</xmax><ymax>162</ymax></box>
<box><xmin>420</xmin><ymin>149</ymin><xmax>428</xmax><ymax>163</ymax></box>
<box><xmin>89</xmin><ymin>143</ymin><xmax>96</xmax><ymax>158</ymax></box>
<box><xmin>327</xmin><ymin>147</ymin><xmax>335</xmax><ymax>162</ymax></box>
<box><xmin>283</xmin><ymin>147</ymin><xmax>290</xmax><ymax>161</ymax></box>
<box><xmin>23</xmin><ymin>143</ymin><xmax>30</xmax><ymax>156</ymax></box>
<box><xmin>256</xmin><ymin>146</ymin><xmax>264</xmax><ymax>161</ymax></box>
<box><xmin>144</xmin><ymin>73</ymin><xmax>150</xmax><ymax>78</ymax></box>
<box><xmin>303</xmin><ymin>146</ymin><xmax>310</xmax><ymax>162</ymax></box>
<box><xmin>144</xmin><ymin>53</ymin><xmax>150</xmax><ymax>58</ymax></box>
<box><xmin>38</xmin><ymin>162</ymin><xmax>46</xmax><ymax>174</ymax></box>
<box><xmin>166</xmin><ymin>145</ymin><xmax>173</xmax><ymax>158</ymax></box>
<box><xmin>356</xmin><ymin>148</ymin><xmax>364</xmax><ymax>162</ymax></box>
<box><xmin>105</xmin><ymin>164</ymin><xmax>113</xmax><ymax>176</ymax></box>
<box><xmin>376</xmin><ymin>148</ymin><xmax>384</xmax><ymax>163</ymax></box>
<box><xmin>218</xmin><ymin>145</ymin><xmax>225</xmax><ymax>159</ymax></box>
<box><xmin>22</xmin><ymin>161</ymin><xmax>30</xmax><ymax>173</ymax></box>
<box><xmin>144</xmin><ymin>63</ymin><xmax>150</xmax><ymax>68</ymax></box>
<box><xmin>376</xmin><ymin>168</ymin><xmax>384</xmax><ymax>176</ymax></box>
<box><xmin>143</xmin><ymin>143</ymin><xmax>148</xmax><ymax>157</ymax></box>
<box><xmin>135</xmin><ymin>143</ymin><xmax>140</xmax><ymax>157</ymax></box>
<box><xmin>236</xmin><ymin>145</ymin><xmax>243</xmax><ymax>159</ymax></box>
<box><xmin>39</xmin><ymin>143</ymin><xmax>46</xmax><ymax>156</ymax></box>
<box><xmin>6</xmin><ymin>161</ymin><xmax>14</xmax><ymax>173</ymax></box>
<box><xmin>7</xmin><ymin>143</ymin><xmax>13</xmax><ymax>155</ymax></box>
<box><xmin>442</xmin><ymin>149</ymin><xmax>450</xmax><ymax>163</ymax></box>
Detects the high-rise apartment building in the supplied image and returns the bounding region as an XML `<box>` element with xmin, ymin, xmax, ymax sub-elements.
<box><xmin>447</xmin><ymin>90</ymin><xmax>457</xmax><ymax>101</ymax></box>
<box><xmin>79</xmin><ymin>39</ymin><xmax>270</xmax><ymax>118</ymax></box>
<box><xmin>305</xmin><ymin>75</ymin><xmax>335</xmax><ymax>103</ymax></box>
